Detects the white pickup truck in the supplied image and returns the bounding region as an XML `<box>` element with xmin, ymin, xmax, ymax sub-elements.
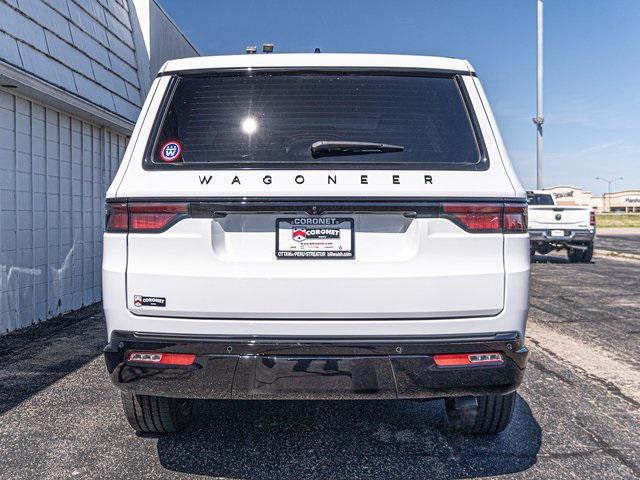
<box><xmin>527</xmin><ymin>190</ymin><xmax>595</xmax><ymax>262</ymax></box>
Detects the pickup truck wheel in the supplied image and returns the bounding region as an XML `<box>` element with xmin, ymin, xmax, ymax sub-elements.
<box><xmin>567</xmin><ymin>247</ymin><xmax>584</xmax><ymax>263</ymax></box>
<box><xmin>581</xmin><ymin>242</ymin><xmax>594</xmax><ymax>262</ymax></box>
<box><xmin>445</xmin><ymin>392</ymin><xmax>516</xmax><ymax>435</ymax></box>
<box><xmin>568</xmin><ymin>244</ymin><xmax>593</xmax><ymax>263</ymax></box>
<box><xmin>121</xmin><ymin>393</ymin><xmax>193</xmax><ymax>433</ymax></box>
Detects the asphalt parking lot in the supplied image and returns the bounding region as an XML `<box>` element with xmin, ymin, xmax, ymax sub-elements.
<box><xmin>596</xmin><ymin>230</ymin><xmax>640</xmax><ymax>257</ymax></box>
<box><xmin>1</xmin><ymin>241</ymin><xmax>639</xmax><ymax>479</ymax></box>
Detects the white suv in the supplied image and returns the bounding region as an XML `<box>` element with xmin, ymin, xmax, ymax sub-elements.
<box><xmin>103</xmin><ymin>54</ymin><xmax>530</xmax><ymax>435</ymax></box>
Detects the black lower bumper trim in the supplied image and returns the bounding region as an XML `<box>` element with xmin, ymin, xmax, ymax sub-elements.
<box><xmin>529</xmin><ymin>229</ymin><xmax>594</xmax><ymax>243</ymax></box>
<box><xmin>105</xmin><ymin>332</ymin><xmax>528</xmax><ymax>400</ymax></box>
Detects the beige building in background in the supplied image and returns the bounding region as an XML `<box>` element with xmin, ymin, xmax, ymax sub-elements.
<box><xmin>543</xmin><ymin>186</ymin><xmax>640</xmax><ymax>213</ymax></box>
<box><xmin>543</xmin><ymin>185</ymin><xmax>592</xmax><ymax>206</ymax></box>
<box><xmin>595</xmin><ymin>190</ymin><xmax>640</xmax><ymax>213</ymax></box>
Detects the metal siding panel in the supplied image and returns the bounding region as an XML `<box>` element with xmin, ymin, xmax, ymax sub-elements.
<box><xmin>17</xmin><ymin>0</ymin><xmax>73</xmax><ymax>41</ymax></box>
<box><xmin>114</xmin><ymin>0</ymin><xmax>127</xmax><ymax>12</ymax></box>
<box><xmin>106</xmin><ymin>31</ymin><xmax>136</xmax><ymax>66</ymax></box>
<box><xmin>123</xmin><ymin>80</ymin><xmax>140</xmax><ymax>105</ymax></box>
<box><xmin>0</xmin><ymin>92</ymin><xmax>16</xmax><ymax>332</ymax></box>
<box><xmin>70</xmin><ymin>117</ymin><xmax>82</xmax><ymax>309</ymax></box>
<box><xmin>17</xmin><ymin>98</ymin><xmax>34</xmax><ymax>329</ymax></box>
<box><xmin>4</xmin><ymin>0</ymin><xmax>146</xmax><ymax>121</ymax></box>
<box><xmin>60</xmin><ymin>112</ymin><xmax>73</xmax><ymax>312</ymax></box>
<box><xmin>92</xmin><ymin>127</ymin><xmax>102</xmax><ymax>301</ymax></box>
<box><xmin>1</xmin><ymin>90</ymin><xmax>126</xmax><ymax>333</ymax></box>
<box><xmin>68</xmin><ymin>23</ymin><xmax>110</xmax><ymax>66</ymax></box>
<box><xmin>41</xmin><ymin>0</ymin><xmax>71</xmax><ymax>17</ymax></box>
<box><xmin>0</xmin><ymin>30</ymin><xmax>23</xmax><ymax>67</ymax></box>
<box><xmin>80</xmin><ymin>121</ymin><xmax>87</xmax><ymax>306</ymax></box>
<box><xmin>73</xmin><ymin>73</ymin><xmax>115</xmax><ymax>111</ymax></box>
<box><xmin>45</xmin><ymin>108</ymin><xmax>60</xmax><ymax>317</ymax></box>
<box><xmin>17</xmin><ymin>43</ymin><xmax>78</xmax><ymax>93</ymax></box>
<box><xmin>91</xmin><ymin>60</ymin><xmax>128</xmax><ymax>98</ymax></box>
<box><xmin>74</xmin><ymin>0</ymin><xmax>108</xmax><ymax>24</ymax></box>
<box><xmin>83</xmin><ymin>122</ymin><xmax>94</xmax><ymax>305</ymax></box>
<box><xmin>32</xmin><ymin>103</ymin><xmax>47</xmax><ymax>323</ymax></box>
<box><xmin>0</xmin><ymin>2</ymin><xmax>48</xmax><ymax>51</ymax></box>
<box><xmin>44</xmin><ymin>30</ymin><xmax>94</xmax><ymax>76</ymax></box>
<box><xmin>99</xmin><ymin>0</ymin><xmax>130</xmax><ymax>30</ymax></box>
<box><xmin>82</xmin><ymin>121</ymin><xmax>92</xmax><ymax>307</ymax></box>
<box><xmin>67</xmin><ymin>0</ymin><xmax>108</xmax><ymax>44</ymax></box>
<box><xmin>104</xmin><ymin>9</ymin><xmax>132</xmax><ymax>44</ymax></box>
<box><xmin>84</xmin><ymin>122</ymin><xmax>95</xmax><ymax>305</ymax></box>
<box><xmin>108</xmin><ymin>52</ymin><xmax>139</xmax><ymax>87</ymax></box>
<box><xmin>112</xmin><ymin>94</ymin><xmax>140</xmax><ymax>122</ymax></box>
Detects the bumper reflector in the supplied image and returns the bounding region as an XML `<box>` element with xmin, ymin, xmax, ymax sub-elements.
<box><xmin>128</xmin><ymin>352</ymin><xmax>196</xmax><ymax>365</ymax></box>
<box><xmin>433</xmin><ymin>352</ymin><xmax>503</xmax><ymax>367</ymax></box>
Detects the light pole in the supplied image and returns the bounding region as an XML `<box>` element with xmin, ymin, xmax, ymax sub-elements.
<box><xmin>596</xmin><ymin>177</ymin><xmax>623</xmax><ymax>212</ymax></box>
<box><xmin>533</xmin><ymin>0</ymin><xmax>544</xmax><ymax>189</ymax></box>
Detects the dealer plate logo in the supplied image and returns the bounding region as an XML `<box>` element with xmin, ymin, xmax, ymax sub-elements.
<box><xmin>133</xmin><ymin>295</ymin><xmax>166</xmax><ymax>307</ymax></box>
<box><xmin>292</xmin><ymin>228</ymin><xmax>307</xmax><ymax>242</ymax></box>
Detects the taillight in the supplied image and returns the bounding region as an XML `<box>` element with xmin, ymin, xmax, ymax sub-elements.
<box><xmin>127</xmin><ymin>352</ymin><xmax>196</xmax><ymax>365</ymax></box>
<box><xmin>441</xmin><ymin>203</ymin><xmax>527</xmax><ymax>233</ymax></box>
<box><xmin>442</xmin><ymin>203</ymin><xmax>502</xmax><ymax>233</ymax></box>
<box><xmin>503</xmin><ymin>204</ymin><xmax>528</xmax><ymax>233</ymax></box>
<box><xmin>129</xmin><ymin>203</ymin><xmax>188</xmax><ymax>232</ymax></box>
<box><xmin>105</xmin><ymin>203</ymin><xmax>128</xmax><ymax>232</ymax></box>
<box><xmin>590</xmin><ymin>210</ymin><xmax>596</xmax><ymax>227</ymax></box>
<box><xmin>105</xmin><ymin>203</ymin><xmax>188</xmax><ymax>233</ymax></box>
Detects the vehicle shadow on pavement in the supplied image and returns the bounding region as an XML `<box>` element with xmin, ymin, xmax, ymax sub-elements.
<box><xmin>0</xmin><ymin>304</ymin><xmax>104</xmax><ymax>415</ymax></box>
<box><xmin>531</xmin><ymin>254</ymin><xmax>570</xmax><ymax>264</ymax></box>
<box><xmin>157</xmin><ymin>395</ymin><xmax>541</xmax><ymax>479</ymax></box>
<box><xmin>531</xmin><ymin>253</ymin><xmax>598</xmax><ymax>264</ymax></box>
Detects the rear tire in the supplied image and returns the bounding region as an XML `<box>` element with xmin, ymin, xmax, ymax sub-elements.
<box><xmin>581</xmin><ymin>242</ymin><xmax>594</xmax><ymax>262</ymax></box>
<box><xmin>445</xmin><ymin>392</ymin><xmax>516</xmax><ymax>435</ymax></box>
<box><xmin>121</xmin><ymin>393</ymin><xmax>193</xmax><ymax>433</ymax></box>
<box><xmin>568</xmin><ymin>243</ymin><xmax>593</xmax><ymax>263</ymax></box>
<box><xmin>567</xmin><ymin>247</ymin><xmax>584</xmax><ymax>263</ymax></box>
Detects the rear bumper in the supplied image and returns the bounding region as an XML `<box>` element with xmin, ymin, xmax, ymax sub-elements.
<box><xmin>104</xmin><ymin>331</ymin><xmax>528</xmax><ymax>400</ymax></box>
<box><xmin>529</xmin><ymin>229</ymin><xmax>595</xmax><ymax>243</ymax></box>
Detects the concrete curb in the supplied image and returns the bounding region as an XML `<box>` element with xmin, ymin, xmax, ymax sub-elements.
<box><xmin>594</xmin><ymin>249</ymin><xmax>640</xmax><ymax>261</ymax></box>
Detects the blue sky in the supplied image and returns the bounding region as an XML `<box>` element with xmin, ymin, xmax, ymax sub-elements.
<box><xmin>158</xmin><ymin>0</ymin><xmax>639</xmax><ymax>194</ymax></box>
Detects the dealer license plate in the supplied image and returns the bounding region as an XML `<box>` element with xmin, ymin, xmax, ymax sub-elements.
<box><xmin>276</xmin><ymin>218</ymin><xmax>354</xmax><ymax>259</ymax></box>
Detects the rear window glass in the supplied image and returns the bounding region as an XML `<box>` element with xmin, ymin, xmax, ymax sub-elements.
<box><xmin>527</xmin><ymin>193</ymin><xmax>555</xmax><ymax>205</ymax></box>
<box><xmin>148</xmin><ymin>72</ymin><xmax>485</xmax><ymax>170</ymax></box>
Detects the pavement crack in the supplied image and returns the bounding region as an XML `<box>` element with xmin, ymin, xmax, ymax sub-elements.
<box><xmin>526</xmin><ymin>327</ymin><xmax>640</xmax><ymax>410</ymax></box>
<box><xmin>529</xmin><ymin>303</ymin><xmax>579</xmax><ymax>323</ymax></box>
<box><xmin>575</xmin><ymin>420</ymin><xmax>640</xmax><ymax>477</ymax></box>
<box><xmin>527</xmin><ymin>357</ymin><xmax>573</xmax><ymax>385</ymax></box>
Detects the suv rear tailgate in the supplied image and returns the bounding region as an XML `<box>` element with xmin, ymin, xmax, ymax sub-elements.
<box><xmin>126</xmin><ymin>207</ymin><xmax>505</xmax><ymax>319</ymax></box>
<box><xmin>116</xmin><ymin>68</ymin><xmax>519</xmax><ymax>320</ymax></box>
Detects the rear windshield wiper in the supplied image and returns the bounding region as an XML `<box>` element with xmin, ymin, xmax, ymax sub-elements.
<box><xmin>310</xmin><ymin>141</ymin><xmax>404</xmax><ymax>159</ymax></box>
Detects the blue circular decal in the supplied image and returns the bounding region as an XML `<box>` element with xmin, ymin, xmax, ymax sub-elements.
<box><xmin>160</xmin><ymin>140</ymin><xmax>182</xmax><ymax>162</ymax></box>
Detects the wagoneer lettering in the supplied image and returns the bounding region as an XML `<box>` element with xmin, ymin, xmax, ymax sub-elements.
<box><xmin>196</xmin><ymin>172</ymin><xmax>436</xmax><ymax>187</ymax></box>
<box><xmin>103</xmin><ymin>53</ymin><xmax>530</xmax><ymax>436</ymax></box>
